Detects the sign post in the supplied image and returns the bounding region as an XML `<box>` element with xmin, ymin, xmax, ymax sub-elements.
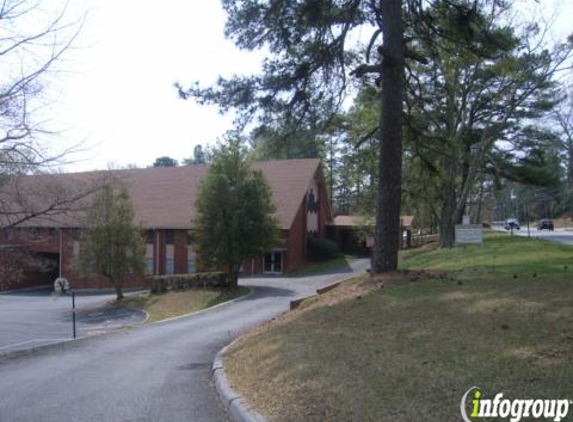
<box><xmin>54</xmin><ymin>278</ymin><xmax>76</xmax><ymax>339</ymax></box>
<box><xmin>455</xmin><ymin>224</ymin><xmax>484</xmax><ymax>246</ymax></box>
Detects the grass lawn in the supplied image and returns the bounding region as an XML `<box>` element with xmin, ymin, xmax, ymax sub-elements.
<box><xmin>288</xmin><ymin>254</ymin><xmax>358</xmax><ymax>277</ymax></box>
<box><xmin>225</xmin><ymin>232</ymin><xmax>573</xmax><ymax>422</ymax></box>
<box><xmin>122</xmin><ymin>286</ymin><xmax>249</xmax><ymax>322</ymax></box>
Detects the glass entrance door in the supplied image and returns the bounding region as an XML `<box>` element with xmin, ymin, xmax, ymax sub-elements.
<box><xmin>263</xmin><ymin>250</ymin><xmax>283</xmax><ymax>274</ymax></box>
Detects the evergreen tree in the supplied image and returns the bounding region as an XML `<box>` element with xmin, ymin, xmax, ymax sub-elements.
<box><xmin>183</xmin><ymin>144</ymin><xmax>213</xmax><ymax>165</ymax></box>
<box><xmin>152</xmin><ymin>156</ymin><xmax>178</xmax><ymax>167</ymax></box>
<box><xmin>194</xmin><ymin>139</ymin><xmax>279</xmax><ymax>287</ymax></box>
<box><xmin>77</xmin><ymin>185</ymin><xmax>145</xmax><ymax>300</ymax></box>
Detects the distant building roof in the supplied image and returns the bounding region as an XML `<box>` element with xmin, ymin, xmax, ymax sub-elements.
<box><xmin>1</xmin><ymin>159</ymin><xmax>323</xmax><ymax>230</ymax></box>
<box><xmin>333</xmin><ymin>215</ymin><xmax>368</xmax><ymax>227</ymax></box>
<box><xmin>401</xmin><ymin>215</ymin><xmax>415</xmax><ymax>228</ymax></box>
<box><xmin>332</xmin><ymin>215</ymin><xmax>415</xmax><ymax>228</ymax></box>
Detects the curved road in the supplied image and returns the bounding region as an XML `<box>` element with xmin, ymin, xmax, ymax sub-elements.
<box><xmin>495</xmin><ymin>226</ymin><xmax>573</xmax><ymax>246</ymax></box>
<box><xmin>0</xmin><ymin>259</ymin><xmax>368</xmax><ymax>422</ymax></box>
<box><xmin>515</xmin><ymin>228</ymin><xmax>573</xmax><ymax>245</ymax></box>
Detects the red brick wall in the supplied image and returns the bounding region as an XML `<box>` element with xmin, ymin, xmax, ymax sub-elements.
<box><xmin>315</xmin><ymin>167</ymin><xmax>333</xmax><ymax>236</ymax></box>
<box><xmin>174</xmin><ymin>230</ymin><xmax>188</xmax><ymax>274</ymax></box>
<box><xmin>282</xmin><ymin>168</ymin><xmax>333</xmax><ymax>273</ymax></box>
<box><xmin>0</xmin><ymin>228</ymin><xmax>65</xmax><ymax>290</ymax></box>
<box><xmin>239</xmin><ymin>256</ymin><xmax>258</xmax><ymax>276</ymax></box>
<box><xmin>285</xmin><ymin>199</ymin><xmax>307</xmax><ymax>273</ymax></box>
<box><xmin>0</xmin><ymin>227</ymin><xmax>154</xmax><ymax>290</ymax></box>
<box><xmin>155</xmin><ymin>230</ymin><xmax>165</xmax><ymax>276</ymax></box>
<box><xmin>60</xmin><ymin>228</ymin><xmax>151</xmax><ymax>289</ymax></box>
<box><xmin>0</xmin><ymin>227</ymin><xmax>62</xmax><ymax>253</ymax></box>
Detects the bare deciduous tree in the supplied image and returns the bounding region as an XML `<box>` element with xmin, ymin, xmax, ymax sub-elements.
<box><xmin>0</xmin><ymin>0</ymin><xmax>88</xmax><ymax>229</ymax></box>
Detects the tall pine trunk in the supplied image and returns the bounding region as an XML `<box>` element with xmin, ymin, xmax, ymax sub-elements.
<box><xmin>229</xmin><ymin>264</ymin><xmax>239</xmax><ymax>289</ymax></box>
<box><xmin>371</xmin><ymin>0</ymin><xmax>404</xmax><ymax>273</ymax></box>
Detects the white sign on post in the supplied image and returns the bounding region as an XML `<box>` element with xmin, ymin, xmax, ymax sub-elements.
<box><xmin>54</xmin><ymin>277</ymin><xmax>69</xmax><ymax>294</ymax></box>
<box><xmin>455</xmin><ymin>224</ymin><xmax>483</xmax><ymax>246</ymax></box>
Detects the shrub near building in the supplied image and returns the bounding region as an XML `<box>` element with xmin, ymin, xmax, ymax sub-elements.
<box><xmin>308</xmin><ymin>237</ymin><xmax>341</xmax><ymax>261</ymax></box>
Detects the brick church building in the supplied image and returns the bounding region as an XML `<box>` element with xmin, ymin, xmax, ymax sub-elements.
<box><xmin>0</xmin><ymin>159</ymin><xmax>332</xmax><ymax>290</ymax></box>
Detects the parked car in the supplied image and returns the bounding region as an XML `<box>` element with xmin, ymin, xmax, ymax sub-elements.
<box><xmin>537</xmin><ymin>219</ymin><xmax>554</xmax><ymax>231</ymax></box>
<box><xmin>504</xmin><ymin>218</ymin><xmax>520</xmax><ymax>230</ymax></box>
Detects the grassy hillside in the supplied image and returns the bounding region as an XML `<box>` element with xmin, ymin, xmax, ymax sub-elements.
<box><xmin>225</xmin><ymin>233</ymin><xmax>573</xmax><ymax>422</ymax></box>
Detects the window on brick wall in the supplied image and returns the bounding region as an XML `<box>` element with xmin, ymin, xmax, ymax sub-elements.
<box><xmin>146</xmin><ymin>258</ymin><xmax>154</xmax><ymax>275</ymax></box>
<box><xmin>166</xmin><ymin>244</ymin><xmax>174</xmax><ymax>275</ymax></box>
<box><xmin>165</xmin><ymin>230</ymin><xmax>174</xmax><ymax>245</ymax></box>
<box><xmin>145</xmin><ymin>244</ymin><xmax>154</xmax><ymax>275</ymax></box>
<box><xmin>166</xmin><ymin>258</ymin><xmax>174</xmax><ymax>275</ymax></box>
<box><xmin>73</xmin><ymin>241</ymin><xmax>80</xmax><ymax>257</ymax></box>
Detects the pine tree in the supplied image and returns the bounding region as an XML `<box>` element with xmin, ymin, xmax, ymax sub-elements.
<box><xmin>194</xmin><ymin>140</ymin><xmax>279</xmax><ymax>287</ymax></box>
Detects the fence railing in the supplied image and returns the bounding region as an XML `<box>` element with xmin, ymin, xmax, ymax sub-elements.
<box><xmin>401</xmin><ymin>230</ymin><xmax>439</xmax><ymax>249</ymax></box>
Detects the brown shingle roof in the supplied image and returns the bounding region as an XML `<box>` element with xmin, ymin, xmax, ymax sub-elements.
<box><xmin>5</xmin><ymin>159</ymin><xmax>322</xmax><ymax>230</ymax></box>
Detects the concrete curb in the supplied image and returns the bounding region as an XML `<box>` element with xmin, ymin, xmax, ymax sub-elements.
<box><xmin>0</xmin><ymin>286</ymin><xmax>52</xmax><ymax>295</ymax></box>
<box><xmin>0</xmin><ymin>335</ymin><xmax>90</xmax><ymax>362</ymax></box>
<box><xmin>212</xmin><ymin>344</ymin><xmax>269</xmax><ymax>422</ymax></box>
<box><xmin>213</xmin><ymin>268</ymin><xmax>368</xmax><ymax>421</ymax></box>
<box><xmin>316</xmin><ymin>280</ymin><xmax>342</xmax><ymax>295</ymax></box>
<box><xmin>289</xmin><ymin>277</ymin><xmax>347</xmax><ymax>310</ymax></box>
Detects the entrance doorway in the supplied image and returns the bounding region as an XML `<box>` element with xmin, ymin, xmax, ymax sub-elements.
<box><xmin>263</xmin><ymin>250</ymin><xmax>283</xmax><ymax>274</ymax></box>
<box><xmin>19</xmin><ymin>252</ymin><xmax>59</xmax><ymax>289</ymax></box>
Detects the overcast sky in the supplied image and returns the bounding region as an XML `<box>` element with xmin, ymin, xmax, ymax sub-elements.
<box><xmin>50</xmin><ymin>1</ymin><xmax>264</xmax><ymax>172</ymax></box>
<box><xmin>42</xmin><ymin>0</ymin><xmax>573</xmax><ymax>172</ymax></box>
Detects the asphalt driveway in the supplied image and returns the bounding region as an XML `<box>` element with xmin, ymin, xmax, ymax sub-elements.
<box><xmin>0</xmin><ymin>288</ymin><xmax>147</xmax><ymax>354</ymax></box>
<box><xmin>0</xmin><ymin>259</ymin><xmax>369</xmax><ymax>422</ymax></box>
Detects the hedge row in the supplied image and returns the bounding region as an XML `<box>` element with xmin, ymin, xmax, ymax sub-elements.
<box><xmin>150</xmin><ymin>272</ymin><xmax>229</xmax><ymax>293</ymax></box>
<box><xmin>308</xmin><ymin>236</ymin><xmax>341</xmax><ymax>261</ymax></box>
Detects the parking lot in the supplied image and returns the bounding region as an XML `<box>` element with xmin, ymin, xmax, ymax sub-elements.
<box><xmin>0</xmin><ymin>288</ymin><xmax>147</xmax><ymax>355</ymax></box>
